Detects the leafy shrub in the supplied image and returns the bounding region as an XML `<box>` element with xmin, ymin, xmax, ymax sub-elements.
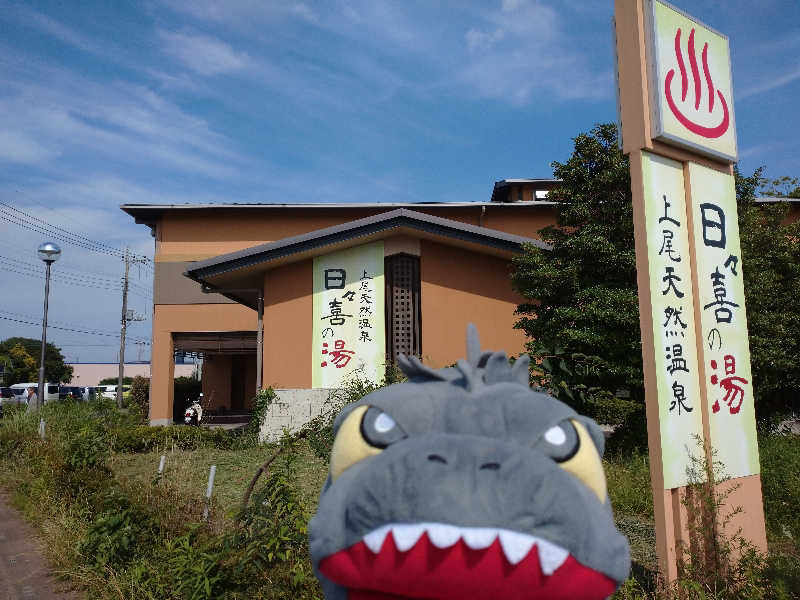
<box><xmin>65</xmin><ymin>424</ymin><xmax>110</xmax><ymax>470</ymax></box>
<box><xmin>128</xmin><ymin>375</ymin><xmax>150</xmax><ymax>417</ymax></box>
<box><xmin>109</xmin><ymin>423</ymin><xmax>237</xmax><ymax>453</ymax></box>
<box><xmin>78</xmin><ymin>507</ymin><xmax>148</xmax><ymax>568</ymax></box>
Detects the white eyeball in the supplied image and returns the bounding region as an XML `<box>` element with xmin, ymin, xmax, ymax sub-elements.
<box><xmin>374</xmin><ymin>412</ymin><xmax>397</xmax><ymax>433</ymax></box>
<box><xmin>544</xmin><ymin>425</ymin><xmax>567</xmax><ymax>446</ymax></box>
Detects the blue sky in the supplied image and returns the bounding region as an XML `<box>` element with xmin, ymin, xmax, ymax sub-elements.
<box><xmin>1</xmin><ymin>0</ymin><xmax>798</xmax><ymax>365</ymax></box>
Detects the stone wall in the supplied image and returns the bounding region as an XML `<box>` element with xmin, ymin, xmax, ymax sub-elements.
<box><xmin>258</xmin><ymin>388</ymin><xmax>335</xmax><ymax>442</ymax></box>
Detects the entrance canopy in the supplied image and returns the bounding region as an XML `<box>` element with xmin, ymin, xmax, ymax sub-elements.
<box><xmin>183</xmin><ymin>208</ymin><xmax>549</xmax><ymax>308</ymax></box>
<box><xmin>173</xmin><ymin>331</ymin><xmax>257</xmax><ymax>355</ymax></box>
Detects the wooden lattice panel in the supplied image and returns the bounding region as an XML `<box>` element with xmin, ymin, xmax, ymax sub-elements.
<box><xmin>385</xmin><ymin>254</ymin><xmax>421</xmax><ymax>361</ymax></box>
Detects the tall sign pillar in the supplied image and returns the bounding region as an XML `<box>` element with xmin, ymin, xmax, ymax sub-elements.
<box><xmin>614</xmin><ymin>0</ymin><xmax>767</xmax><ymax>583</ymax></box>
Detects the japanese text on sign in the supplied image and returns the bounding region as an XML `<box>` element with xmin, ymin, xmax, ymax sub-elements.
<box><xmin>642</xmin><ymin>152</ymin><xmax>705</xmax><ymax>489</ymax></box>
<box><xmin>688</xmin><ymin>163</ymin><xmax>759</xmax><ymax>479</ymax></box>
<box><xmin>312</xmin><ymin>242</ymin><xmax>385</xmax><ymax>388</ymax></box>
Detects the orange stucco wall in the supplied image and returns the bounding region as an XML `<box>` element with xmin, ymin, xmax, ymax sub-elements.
<box><xmin>261</xmin><ymin>260</ymin><xmax>313</xmax><ymax>389</ymax></box>
<box><xmin>419</xmin><ymin>239</ymin><xmax>528</xmax><ymax>368</ymax></box>
<box><xmin>148</xmin><ymin>202</ymin><xmax>554</xmax><ymax>422</ymax></box>
<box><xmin>155</xmin><ymin>205</ymin><xmax>556</xmax><ymax>260</ymax></box>
<box><xmin>150</xmin><ymin>303</ymin><xmax>256</xmax><ymax>424</ymax></box>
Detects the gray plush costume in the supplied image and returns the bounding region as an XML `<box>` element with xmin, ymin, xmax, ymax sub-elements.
<box><xmin>309</xmin><ymin>326</ymin><xmax>630</xmax><ymax>600</ymax></box>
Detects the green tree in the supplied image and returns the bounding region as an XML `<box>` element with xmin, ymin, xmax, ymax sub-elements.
<box><xmin>759</xmin><ymin>175</ymin><xmax>800</xmax><ymax>199</ymax></box>
<box><xmin>0</xmin><ymin>337</ymin><xmax>73</xmax><ymax>384</ymax></box>
<box><xmin>736</xmin><ymin>168</ymin><xmax>800</xmax><ymax>416</ymax></box>
<box><xmin>512</xmin><ymin>122</ymin><xmax>800</xmax><ymax>424</ymax></box>
<box><xmin>0</xmin><ymin>343</ymin><xmax>38</xmax><ymax>385</ymax></box>
<box><xmin>511</xmin><ymin>123</ymin><xmax>642</xmax><ymax>421</ymax></box>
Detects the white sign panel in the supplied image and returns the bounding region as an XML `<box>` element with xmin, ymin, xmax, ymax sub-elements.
<box><xmin>642</xmin><ymin>152</ymin><xmax>706</xmax><ymax>488</ymax></box>
<box><xmin>312</xmin><ymin>242</ymin><xmax>385</xmax><ymax>388</ymax></box>
<box><xmin>687</xmin><ymin>162</ymin><xmax>759</xmax><ymax>479</ymax></box>
<box><xmin>646</xmin><ymin>0</ymin><xmax>737</xmax><ymax>163</ymax></box>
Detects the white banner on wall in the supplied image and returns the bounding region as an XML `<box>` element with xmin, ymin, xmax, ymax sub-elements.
<box><xmin>312</xmin><ymin>242</ymin><xmax>385</xmax><ymax>388</ymax></box>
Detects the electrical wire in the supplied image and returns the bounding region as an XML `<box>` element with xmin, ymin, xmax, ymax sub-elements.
<box><xmin>0</xmin><ymin>309</ymin><xmax>149</xmax><ymax>341</ymax></box>
<box><xmin>0</xmin><ymin>257</ymin><xmax>151</xmax><ymax>299</ymax></box>
<box><xmin>0</xmin><ymin>202</ymin><xmax>126</xmax><ymax>257</ymax></box>
<box><xmin>0</xmin><ymin>315</ymin><xmax>150</xmax><ymax>344</ymax></box>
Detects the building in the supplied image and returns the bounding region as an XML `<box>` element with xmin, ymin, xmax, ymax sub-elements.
<box><xmin>67</xmin><ymin>361</ymin><xmax>197</xmax><ymax>387</ymax></box>
<box><xmin>122</xmin><ymin>179</ymin><xmax>560</xmax><ymax>425</ymax></box>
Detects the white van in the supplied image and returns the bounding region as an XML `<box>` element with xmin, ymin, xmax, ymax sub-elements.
<box><xmin>10</xmin><ymin>382</ymin><xmax>60</xmax><ymax>404</ymax></box>
<box><xmin>97</xmin><ymin>385</ymin><xmax>131</xmax><ymax>399</ymax></box>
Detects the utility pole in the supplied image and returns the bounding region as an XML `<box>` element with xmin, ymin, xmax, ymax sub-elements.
<box><xmin>117</xmin><ymin>249</ymin><xmax>147</xmax><ymax>408</ymax></box>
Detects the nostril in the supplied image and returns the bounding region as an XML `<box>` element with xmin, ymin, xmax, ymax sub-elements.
<box><xmin>427</xmin><ymin>454</ymin><xmax>448</xmax><ymax>464</ymax></box>
<box><xmin>480</xmin><ymin>462</ymin><xmax>501</xmax><ymax>471</ymax></box>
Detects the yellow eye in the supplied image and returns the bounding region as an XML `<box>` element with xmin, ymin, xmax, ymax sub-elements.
<box><xmin>558</xmin><ymin>420</ymin><xmax>607</xmax><ymax>503</ymax></box>
<box><xmin>330</xmin><ymin>405</ymin><xmax>404</xmax><ymax>481</ymax></box>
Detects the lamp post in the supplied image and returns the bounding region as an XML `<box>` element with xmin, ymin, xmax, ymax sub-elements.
<box><xmin>34</xmin><ymin>242</ymin><xmax>61</xmax><ymax>411</ymax></box>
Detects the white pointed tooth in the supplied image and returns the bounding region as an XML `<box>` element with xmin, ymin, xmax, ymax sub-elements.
<box><xmin>498</xmin><ymin>530</ymin><xmax>536</xmax><ymax>565</ymax></box>
<box><xmin>363</xmin><ymin>525</ymin><xmax>392</xmax><ymax>553</ymax></box>
<box><xmin>537</xmin><ymin>538</ymin><xmax>570</xmax><ymax>575</ymax></box>
<box><xmin>461</xmin><ymin>527</ymin><xmax>498</xmax><ymax>550</ymax></box>
<box><xmin>426</xmin><ymin>523</ymin><xmax>461</xmax><ymax>548</ymax></box>
<box><xmin>392</xmin><ymin>524</ymin><xmax>427</xmax><ymax>551</ymax></box>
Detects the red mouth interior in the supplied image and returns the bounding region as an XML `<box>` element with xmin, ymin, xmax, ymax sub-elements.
<box><xmin>319</xmin><ymin>530</ymin><xmax>616</xmax><ymax>600</ymax></box>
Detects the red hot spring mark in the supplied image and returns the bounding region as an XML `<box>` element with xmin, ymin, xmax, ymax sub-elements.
<box><xmin>664</xmin><ymin>28</ymin><xmax>730</xmax><ymax>139</ymax></box>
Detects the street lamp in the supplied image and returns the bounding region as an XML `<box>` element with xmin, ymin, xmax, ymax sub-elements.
<box><xmin>34</xmin><ymin>242</ymin><xmax>61</xmax><ymax>411</ymax></box>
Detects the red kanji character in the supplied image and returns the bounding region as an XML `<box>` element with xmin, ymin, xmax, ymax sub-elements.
<box><xmin>321</xmin><ymin>339</ymin><xmax>355</xmax><ymax>369</ymax></box>
<box><xmin>710</xmin><ymin>355</ymin><xmax>748</xmax><ymax>414</ymax></box>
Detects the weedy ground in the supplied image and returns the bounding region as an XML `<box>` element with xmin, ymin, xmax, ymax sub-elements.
<box><xmin>1</xmin><ymin>397</ymin><xmax>798</xmax><ymax>599</ymax></box>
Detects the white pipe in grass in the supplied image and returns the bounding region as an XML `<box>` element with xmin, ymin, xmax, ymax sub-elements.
<box><xmin>202</xmin><ymin>465</ymin><xmax>217</xmax><ymax>521</ymax></box>
<box><xmin>158</xmin><ymin>455</ymin><xmax>166</xmax><ymax>474</ymax></box>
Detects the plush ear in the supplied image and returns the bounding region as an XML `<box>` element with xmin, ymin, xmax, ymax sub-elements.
<box><xmin>396</xmin><ymin>354</ymin><xmax>449</xmax><ymax>381</ymax></box>
<box><xmin>511</xmin><ymin>354</ymin><xmax>531</xmax><ymax>386</ymax></box>
<box><xmin>466</xmin><ymin>323</ymin><xmax>481</xmax><ymax>365</ymax></box>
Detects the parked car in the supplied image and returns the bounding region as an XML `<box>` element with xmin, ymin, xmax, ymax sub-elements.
<box><xmin>82</xmin><ymin>387</ymin><xmax>100</xmax><ymax>401</ymax></box>
<box><xmin>10</xmin><ymin>382</ymin><xmax>60</xmax><ymax>404</ymax></box>
<box><xmin>0</xmin><ymin>386</ymin><xmax>24</xmax><ymax>416</ymax></box>
<box><xmin>97</xmin><ymin>385</ymin><xmax>131</xmax><ymax>400</ymax></box>
<box><xmin>59</xmin><ymin>386</ymin><xmax>84</xmax><ymax>401</ymax></box>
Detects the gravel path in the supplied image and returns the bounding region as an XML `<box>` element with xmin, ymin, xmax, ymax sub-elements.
<box><xmin>0</xmin><ymin>495</ymin><xmax>79</xmax><ymax>600</ymax></box>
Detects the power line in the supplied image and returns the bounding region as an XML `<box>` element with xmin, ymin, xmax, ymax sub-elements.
<box><xmin>0</xmin><ymin>256</ymin><xmax>151</xmax><ymax>299</ymax></box>
<box><xmin>0</xmin><ymin>211</ymin><xmax>123</xmax><ymax>257</ymax></box>
<box><xmin>0</xmin><ymin>202</ymin><xmax>126</xmax><ymax>257</ymax></box>
<box><xmin>0</xmin><ymin>254</ymin><xmax>125</xmax><ymax>287</ymax></box>
<box><xmin>0</xmin><ymin>309</ymin><xmax>148</xmax><ymax>340</ymax></box>
<box><xmin>0</xmin><ymin>315</ymin><xmax>150</xmax><ymax>344</ymax></box>
<box><xmin>0</xmin><ymin>264</ymin><xmax>126</xmax><ymax>292</ymax></box>
<box><xmin>9</xmin><ymin>187</ymin><xmax>128</xmax><ymax>252</ymax></box>
<box><xmin>0</xmin><ymin>251</ymin><xmax>151</xmax><ymax>287</ymax></box>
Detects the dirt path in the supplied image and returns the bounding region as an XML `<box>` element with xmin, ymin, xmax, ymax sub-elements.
<box><xmin>0</xmin><ymin>494</ymin><xmax>79</xmax><ymax>600</ymax></box>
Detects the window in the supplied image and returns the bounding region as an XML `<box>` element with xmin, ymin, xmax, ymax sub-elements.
<box><xmin>385</xmin><ymin>254</ymin><xmax>421</xmax><ymax>362</ymax></box>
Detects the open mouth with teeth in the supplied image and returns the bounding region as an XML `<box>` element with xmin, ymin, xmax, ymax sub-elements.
<box><xmin>319</xmin><ymin>522</ymin><xmax>617</xmax><ymax>600</ymax></box>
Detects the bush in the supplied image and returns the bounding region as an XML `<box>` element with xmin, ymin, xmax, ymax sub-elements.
<box><xmin>78</xmin><ymin>507</ymin><xmax>150</xmax><ymax>568</ymax></box>
<box><xmin>128</xmin><ymin>375</ymin><xmax>150</xmax><ymax>416</ymax></box>
<box><xmin>109</xmin><ymin>423</ymin><xmax>238</xmax><ymax>453</ymax></box>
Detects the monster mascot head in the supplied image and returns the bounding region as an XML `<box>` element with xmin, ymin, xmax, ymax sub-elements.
<box><xmin>309</xmin><ymin>326</ymin><xmax>631</xmax><ymax>600</ymax></box>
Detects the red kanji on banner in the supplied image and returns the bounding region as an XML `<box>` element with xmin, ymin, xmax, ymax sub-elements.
<box><xmin>710</xmin><ymin>354</ymin><xmax>748</xmax><ymax>415</ymax></box>
<box><xmin>321</xmin><ymin>340</ymin><xmax>355</xmax><ymax>369</ymax></box>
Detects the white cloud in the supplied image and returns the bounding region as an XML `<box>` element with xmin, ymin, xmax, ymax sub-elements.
<box><xmin>0</xmin><ymin>131</ymin><xmax>58</xmax><ymax>164</ymax></box>
<box><xmin>737</xmin><ymin>64</ymin><xmax>800</xmax><ymax>100</ymax></box>
<box><xmin>158</xmin><ymin>30</ymin><xmax>253</xmax><ymax>76</ymax></box>
<box><xmin>0</xmin><ymin>49</ymin><xmax>254</xmax><ymax>181</ymax></box>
